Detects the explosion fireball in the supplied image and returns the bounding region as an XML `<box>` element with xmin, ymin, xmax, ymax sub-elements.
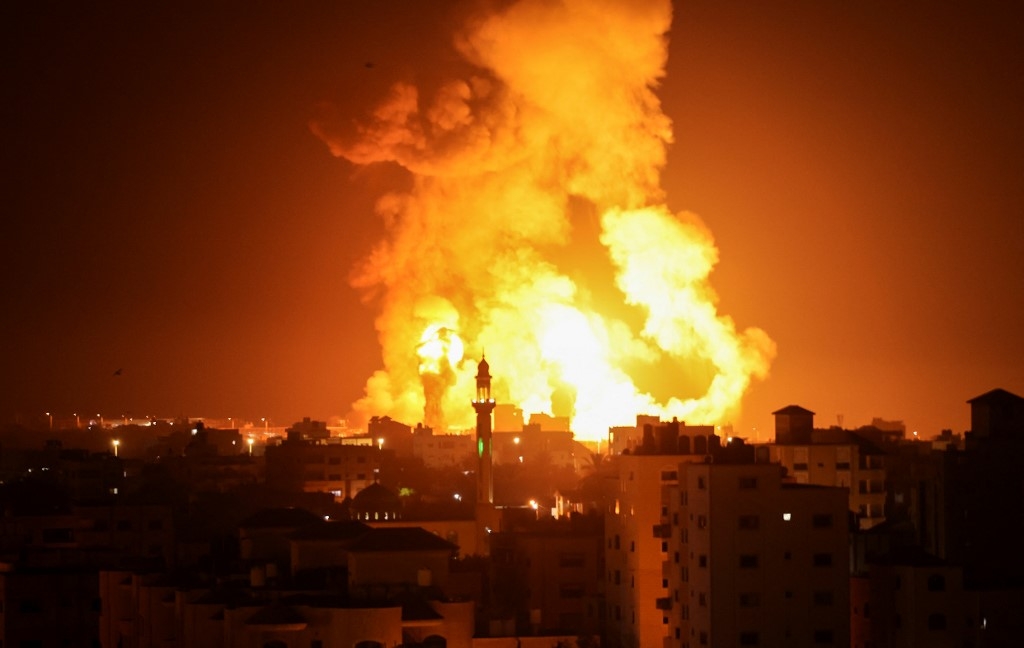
<box><xmin>313</xmin><ymin>0</ymin><xmax>776</xmax><ymax>440</ymax></box>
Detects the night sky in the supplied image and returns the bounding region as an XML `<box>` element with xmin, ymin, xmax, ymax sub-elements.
<box><xmin>4</xmin><ymin>1</ymin><xmax>1022</xmax><ymax>437</ymax></box>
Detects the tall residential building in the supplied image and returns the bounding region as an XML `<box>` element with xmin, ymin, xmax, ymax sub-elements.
<box><xmin>668</xmin><ymin>461</ymin><xmax>850</xmax><ymax>648</ymax></box>
<box><xmin>769</xmin><ymin>406</ymin><xmax>888</xmax><ymax>529</ymax></box>
<box><xmin>604</xmin><ymin>420</ymin><xmax>723</xmax><ymax>648</ymax></box>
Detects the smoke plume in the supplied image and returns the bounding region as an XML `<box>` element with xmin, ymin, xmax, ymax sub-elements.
<box><xmin>313</xmin><ymin>0</ymin><xmax>775</xmax><ymax>439</ymax></box>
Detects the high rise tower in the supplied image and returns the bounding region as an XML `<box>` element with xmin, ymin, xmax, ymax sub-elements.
<box><xmin>472</xmin><ymin>357</ymin><xmax>496</xmax><ymax>505</ymax></box>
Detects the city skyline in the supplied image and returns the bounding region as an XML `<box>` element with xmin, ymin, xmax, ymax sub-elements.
<box><xmin>4</xmin><ymin>1</ymin><xmax>1022</xmax><ymax>438</ymax></box>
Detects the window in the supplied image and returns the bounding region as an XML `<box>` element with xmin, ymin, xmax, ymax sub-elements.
<box><xmin>739</xmin><ymin>593</ymin><xmax>760</xmax><ymax>607</ymax></box>
<box><xmin>661</xmin><ymin>470</ymin><xmax>678</xmax><ymax>481</ymax></box>
<box><xmin>812</xmin><ymin>553</ymin><xmax>833</xmax><ymax>567</ymax></box>
<box><xmin>116</xmin><ymin>520</ymin><xmax>132</xmax><ymax>531</ymax></box>
<box><xmin>698</xmin><ymin>592</ymin><xmax>706</xmax><ymax>606</ymax></box>
<box><xmin>927</xmin><ymin>574</ymin><xmax>946</xmax><ymax>591</ymax></box>
<box><xmin>560</xmin><ymin>584</ymin><xmax>585</xmax><ymax>599</ymax></box>
<box><xmin>697</xmin><ymin>476</ymin><xmax>706</xmax><ymax>490</ymax></box>
<box><xmin>697</xmin><ymin>515</ymin><xmax>707</xmax><ymax>529</ymax></box>
<box><xmin>739</xmin><ymin>477</ymin><xmax>757</xmax><ymax>489</ymax></box>
<box><xmin>41</xmin><ymin>528</ymin><xmax>73</xmax><ymax>543</ymax></box>
<box><xmin>147</xmin><ymin>519</ymin><xmax>164</xmax><ymax>531</ymax></box>
<box><xmin>559</xmin><ymin>553</ymin><xmax>585</xmax><ymax>568</ymax></box>
<box><xmin>793</xmin><ymin>462</ymin><xmax>809</xmax><ymax>471</ymax></box>
<box><xmin>836</xmin><ymin>462</ymin><xmax>850</xmax><ymax>470</ymax></box>
<box><xmin>811</xmin><ymin>514</ymin><xmax>833</xmax><ymax>528</ymax></box>
<box><xmin>739</xmin><ymin>515</ymin><xmax>760</xmax><ymax>530</ymax></box>
<box><xmin>614</xmin><ymin>570</ymin><xmax>621</xmax><ymax>585</ymax></box>
<box><xmin>560</xmin><ymin>612</ymin><xmax>584</xmax><ymax>629</ymax></box>
<box><xmin>698</xmin><ymin>555</ymin><xmax>707</xmax><ymax>568</ymax></box>
<box><xmin>928</xmin><ymin>613</ymin><xmax>946</xmax><ymax>630</ymax></box>
<box><xmin>739</xmin><ymin>632</ymin><xmax>759</xmax><ymax>646</ymax></box>
<box><xmin>813</xmin><ymin>630</ymin><xmax>834</xmax><ymax>644</ymax></box>
<box><xmin>699</xmin><ymin>631</ymin><xmax>708</xmax><ymax>645</ymax></box>
<box><xmin>739</xmin><ymin>554</ymin><xmax>759</xmax><ymax>568</ymax></box>
<box><xmin>813</xmin><ymin>591</ymin><xmax>834</xmax><ymax>606</ymax></box>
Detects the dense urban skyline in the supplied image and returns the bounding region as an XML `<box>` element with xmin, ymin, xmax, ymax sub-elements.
<box><xmin>3</xmin><ymin>1</ymin><xmax>1022</xmax><ymax>438</ymax></box>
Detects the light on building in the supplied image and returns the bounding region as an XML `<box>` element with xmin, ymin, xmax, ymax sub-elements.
<box><xmin>783</xmin><ymin>512</ymin><xmax>792</xmax><ymax>521</ymax></box>
<box><xmin>377</xmin><ymin>437</ymin><xmax>384</xmax><ymax>450</ymax></box>
<box><xmin>513</xmin><ymin>436</ymin><xmax>520</xmax><ymax>444</ymax></box>
<box><xmin>247</xmin><ymin>437</ymin><xmax>254</xmax><ymax>455</ymax></box>
<box><xmin>112</xmin><ymin>439</ymin><xmax>120</xmax><ymax>457</ymax></box>
<box><xmin>453</xmin><ymin>493</ymin><xmax>462</xmax><ymax>501</ymax></box>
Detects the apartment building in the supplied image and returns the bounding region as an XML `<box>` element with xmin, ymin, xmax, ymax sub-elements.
<box><xmin>669</xmin><ymin>461</ymin><xmax>850</xmax><ymax>648</ymax></box>
<box><xmin>769</xmin><ymin>406</ymin><xmax>888</xmax><ymax>529</ymax></box>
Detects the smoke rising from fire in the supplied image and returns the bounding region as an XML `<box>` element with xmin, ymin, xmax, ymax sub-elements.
<box><xmin>313</xmin><ymin>0</ymin><xmax>775</xmax><ymax>440</ymax></box>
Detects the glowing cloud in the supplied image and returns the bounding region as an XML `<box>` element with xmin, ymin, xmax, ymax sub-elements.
<box><xmin>314</xmin><ymin>0</ymin><xmax>775</xmax><ymax>439</ymax></box>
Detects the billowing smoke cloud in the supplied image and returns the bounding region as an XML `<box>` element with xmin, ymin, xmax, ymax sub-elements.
<box><xmin>313</xmin><ymin>0</ymin><xmax>775</xmax><ymax>439</ymax></box>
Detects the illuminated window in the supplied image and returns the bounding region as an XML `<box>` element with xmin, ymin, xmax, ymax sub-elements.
<box><xmin>782</xmin><ymin>513</ymin><xmax>792</xmax><ymax>521</ymax></box>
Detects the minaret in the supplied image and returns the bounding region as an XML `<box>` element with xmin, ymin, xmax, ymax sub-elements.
<box><xmin>472</xmin><ymin>356</ymin><xmax>496</xmax><ymax>505</ymax></box>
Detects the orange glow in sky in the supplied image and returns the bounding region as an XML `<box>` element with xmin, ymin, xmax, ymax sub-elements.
<box><xmin>4</xmin><ymin>1</ymin><xmax>1023</xmax><ymax>439</ymax></box>
<box><xmin>314</xmin><ymin>0</ymin><xmax>775</xmax><ymax>439</ymax></box>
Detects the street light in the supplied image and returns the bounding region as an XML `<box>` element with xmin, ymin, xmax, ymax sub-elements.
<box><xmin>377</xmin><ymin>437</ymin><xmax>384</xmax><ymax>451</ymax></box>
<box><xmin>247</xmin><ymin>437</ymin><xmax>254</xmax><ymax>456</ymax></box>
<box><xmin>112</xmin><ymin>439</ymin><xmax>120</xmax><ymax>457</ymax></box>
<box><xmin>46</xmin><ymin>412</ymin><xmax>52</xmax><ymax>431</ymax></box>
<box><xmin>261</xmin><ymin>417</ymin><xmax>268</xmax><ymax>432</ymax></box>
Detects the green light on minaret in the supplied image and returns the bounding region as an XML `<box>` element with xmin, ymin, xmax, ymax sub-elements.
<box><xmin>478</xmin><ymin>437</ymin><xmax>484</xmax><ymax>457</ymax></box>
